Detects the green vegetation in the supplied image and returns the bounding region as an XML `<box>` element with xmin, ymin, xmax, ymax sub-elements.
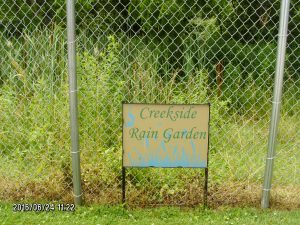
<box><xmin>0</xmin><ymin>1</ymin><xmax>299</xmax><ymax>207</ymax></box>
<box><xmin>1</xmin><ymin>203</ymin><xmax>300</xmax><ymax>225</ymax></box>
<box><xmin>0</xmin><ymin>27</ymin><xmax>299</xmax><ymax>206</ymax></box>
<box><xmin>1</xmin><ymin>1</ymin><xmax>300</xmax><ymax>78</ymax></box>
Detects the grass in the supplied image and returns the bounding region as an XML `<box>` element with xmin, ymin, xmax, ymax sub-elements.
<box><xmin>0</xmin><ymin>27</ymin><xmax>299</xmax><ymax>207</ymax></box>
<box><xmin>0</xmin><ymin>203</ymin><xmax>300</xmax><ymax>225</ymax></box>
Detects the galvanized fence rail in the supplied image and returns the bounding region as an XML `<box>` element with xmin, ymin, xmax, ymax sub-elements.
<box><xmin>0</xmin><ymin>0</ymin><xmax>299</xmax><ymax>208</ymax></box>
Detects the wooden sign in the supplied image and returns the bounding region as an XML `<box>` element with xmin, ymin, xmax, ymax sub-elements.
<box><xmin>122</xmin><ymin>103</ymin><xmax>210</xmax><ymax>168</ymax></box>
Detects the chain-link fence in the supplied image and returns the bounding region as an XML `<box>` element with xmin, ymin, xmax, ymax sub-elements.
<box><xmin>0</xmin><ymin>1</ymin><xmax>299</xmax><ymax>208</ymax></box>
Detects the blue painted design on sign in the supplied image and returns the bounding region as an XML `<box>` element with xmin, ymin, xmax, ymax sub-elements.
<box><xmin>145</xmin><ymin>137</ymin><xmax>150</xmax><ymax>148</ymax></box>
<box><xmin>125</xmin><ymin>112</ymin><xmax>135</xmax><ymax>127</ymax></box>
<box><xmin>126</xmin><ymin>140</ymin><xmax>207</xmax><ymax>168</ymax></box>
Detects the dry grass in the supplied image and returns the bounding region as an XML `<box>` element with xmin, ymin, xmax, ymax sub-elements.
<box><xmin>1</xmin><ymin>174</ymin><xmax>299</xmax><ymax>209</ymax></box>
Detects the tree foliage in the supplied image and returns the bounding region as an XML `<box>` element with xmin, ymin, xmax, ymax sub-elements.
<box><xmin>1</xmin><ymin>0</ymin><xmax>299</xmax><ymax>77</ymax></box>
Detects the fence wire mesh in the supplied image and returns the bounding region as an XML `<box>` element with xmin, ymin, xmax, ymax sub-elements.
<box><xmin>0</xmin><ymin>1</ymin><xmax>299</xmax><ymax>208</ymax></box>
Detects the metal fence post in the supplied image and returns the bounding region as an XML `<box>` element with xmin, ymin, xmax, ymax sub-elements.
<box><xmin>67</xmin><ymin>0</ymin><xmax>83</xmax><ymax>205</ymax></box>
<box><xmin>261</xmin><ymin>0</ymin><xmax>291</xmax><ymax>209</ymax></box>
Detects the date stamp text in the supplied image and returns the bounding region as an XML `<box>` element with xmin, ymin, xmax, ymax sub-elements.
<box><xmin>13</xmin><ymin>203</ymin><xmax>75</xmax><ymax>212</ymax></box>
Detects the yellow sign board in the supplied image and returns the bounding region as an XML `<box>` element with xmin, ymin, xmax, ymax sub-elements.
<box><xmin>122</xmin><ymin>103</ymin><xmax>210</xmax><ymax>168</ymax></box>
